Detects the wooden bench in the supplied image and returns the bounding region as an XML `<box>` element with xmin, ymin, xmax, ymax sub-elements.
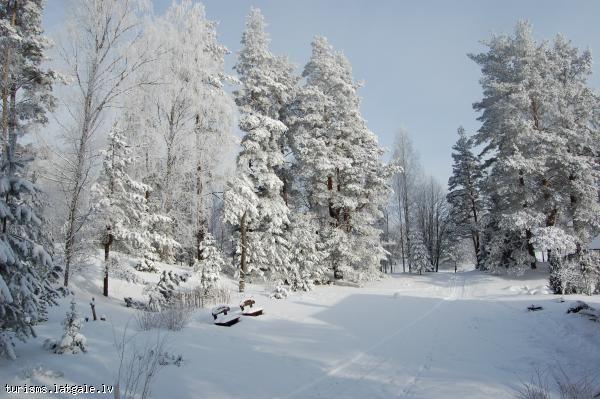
<box><xmin>212</xmin><ymin>305</ymin><xmax>240</xmax><ymax>326</ymax></box>
<box><xmin>239</xmin><ymin>299</ymin><xmax>263</xmax><ymax>317</ymax></box>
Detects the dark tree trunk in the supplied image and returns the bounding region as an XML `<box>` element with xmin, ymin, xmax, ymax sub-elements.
<box><xmin>239</xmin><ymin>211</ymin><xmax>247</xmax><ymax>293</ymax></box>
<box><xmin>103</xmin><ymin>227</ymin><xmax>113</xmax><ymax>297</ymax></box>
<box><xmin>282</xmin><ymin>176</ymin><xmax>288</xmax><ymax>206</ymax></box>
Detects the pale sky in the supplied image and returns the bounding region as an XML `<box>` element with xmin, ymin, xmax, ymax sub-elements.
<box><xmin>43</xmin><ymin>0</ymin><xmax>600</xmax><ymax>185</ymax></box>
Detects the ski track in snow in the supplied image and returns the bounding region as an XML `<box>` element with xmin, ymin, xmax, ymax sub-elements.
<box><xmin>283</xmin><ymin>273</ymin><xmax>465</xmax><ymax>399</ymax></box>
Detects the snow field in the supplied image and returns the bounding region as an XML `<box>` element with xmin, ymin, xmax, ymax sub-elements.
<box><xmin>1</xmin><ymin>264</ymin><xmax>599</xmax><ymax>399</ymax></box>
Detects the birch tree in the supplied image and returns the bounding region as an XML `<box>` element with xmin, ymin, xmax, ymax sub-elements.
<box><xmin>52</xmin><ymin>0</ymin><xmax>153</xmax><ymax>286</ymax></box>
<box><xmin>390</xmin><ymin>130</ymin><xmax>421</xmax><ymax>272</ymax></box>
<box><xmin>131</xmin><ymin>0</ymin><xmax>233</xmax><ymax>265</ymax></box>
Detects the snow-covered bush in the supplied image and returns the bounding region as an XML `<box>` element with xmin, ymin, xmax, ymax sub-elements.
<box><xmin>549</xmin><ymin>251</ymin><xmax>600</xmax><ymax>295</ymax></box>
<box><xmin>115</xmin><ymin>327</ymin><xmax>168</xmax><ymax>399</ymax></box>
<box><xmin>135</xmin><ymin>306</ymin><xmax>192</xmax><ymax>332</ymax></box>
<box><xmin>109</xmin><ymin>258</ymin><xmax>146</xmax><ymax>285</ymax></box>
<box><xmin>156</xmin><ymin>306</ymin><xmax>192</xmax><ymax>331</ymax></box>
<box><xmin>44</xmin><ymin>299</ymin><xmax>87</xmax><ymax>354</ymax></box>
<box><xmin>146</xmin><ymin>271</ymin><xmax>185</xmax><ymax>311</ymax></box>
<box><xmin>158</xmin><ymin>351</ymin><xmax>184</xmax><ymax>367</ymax></box>
<box><xmin>517</xmin><ymin>367</ymin><xmax>600</xmax><ymax>399</ymax></box>
<box><xmin>270</xmin><ymin>285</ymin><xmax>288</xmax><ymax>299</ymax></box>
<box><xmin>134</xmin><ymin>257</ymin><xmax>159</xmax><ymax>273</ymax></box>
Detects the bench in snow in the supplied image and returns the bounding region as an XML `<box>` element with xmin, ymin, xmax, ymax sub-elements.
<box><xmin>212</xmin><ymin>305</ymin><xmax>240</xmax><ymax>327</ymax></box>
<box><xmin>239</xmin><ymin>299</ymin><xmax>263</xmax><ymax>317</ymax></box>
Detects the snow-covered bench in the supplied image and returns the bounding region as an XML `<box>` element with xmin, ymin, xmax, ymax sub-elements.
<box><xmin>211</xmin><ymin>305</ymin><xmax>240</xmax><ymax>327</ymax></box>
<box><xmin>239</xmin><ymin>299</ymin><xmax>263</xmax><ymax>317</ymax></box>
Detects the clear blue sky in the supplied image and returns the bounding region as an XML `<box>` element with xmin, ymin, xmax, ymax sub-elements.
<box><xmin>43</xmin><ymin>0</ymin><xmax>600</xmax><ymax>185</ymax></box>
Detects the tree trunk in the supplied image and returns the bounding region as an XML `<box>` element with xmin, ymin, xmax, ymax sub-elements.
<box><xmin>1</xmin><ymin>1</ymin><xmax>15</xmax><ymax>160</ymax></box>
<box><xmin>194</xmin><ymin>114</ymin><xmax>207</xmax><ymax>263</ymax></box>
<box><xmin>239</xmin><ymin>211</ymin><xmax>247</xmax><ymax>293</ymax></box>
<box><xmin>469</xmin><ymin>192</ymin><xmax>481</xmax><ymax>269</ymax></box>
<box><xmin>63</xmin><ymin>67</ymin><xmax>95</xmax><ymax>287</ymax></box>
<box><xmin>402</xmin><ymin>175</ymin><xmax>412</xmax><ymax>272</ymax></box>
<box><xmin>519</xmin><ymin>172</ymin><xmax>537</xmax><ymax>269</ymax></box>
<box><xmin>103</xmin><ymin>227</ymin><xmax>113</xmax><ymax>297</ymax></box>
<box><xmin>1</xmin><ymin>2</ymin><xmax>16</xmax><ymax>235</ymax></box>
<box><xmin>327</xmin><ymin>175</ymin><xmax>337</xmax><ymax>224</ymax></box>
<box><xmin>63</xmin><ymin>135</ymin><xmax>88</xmax><ymax>287</ymax></box>
<box><xmin>282</xmin><ymin>176</ymin><xmax>288</xmax><ymax>206</ymax></box>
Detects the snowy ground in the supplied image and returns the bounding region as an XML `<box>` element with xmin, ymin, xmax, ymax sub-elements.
<box><xmin>1</xmin><ymin>262</ymin><xmax>599</xmax><ymax>399</ymax></box>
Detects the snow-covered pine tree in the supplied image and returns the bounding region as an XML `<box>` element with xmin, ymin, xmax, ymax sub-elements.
<box><xmin>410</xmin><ymin>231</ymin><xmax>431</xmax><ymax>275</ymax></box>
<box><xmin>194</xmin><ymin>233</ymin><xmax>224</xmax><ymax>295</ymax></box>
<box><xmin>92</xmin><ymin>125</ymin><xmax>178</xmax><ymax>297</ymax></box>
<box><xmin>0</xmin><ymin>0</ymin><xmax>58</xmax><ymax>360</ymax></box>
<box><xmin>538</xmin><ymin>33</ymin><xmax>600</xmax><ymax>292</ymax></box>
<box><xmin>472</xmin><ymin>21</ymin><xmax>600</xmax><ymax>276</ymax></box>
<box><xmin>46</xmin><ymin>299</ymin><xmax>87</xmax><ymax>354</ymax></box>
<box><xmin>224</xmin><ymin>8</ymin><xmax>292</xmax><ymax>291</ymax></box>
<box><xmin>447</xmin><ymin>126</ymin><xmax>484</xmax><ymax>269</ymax></box>
<box><xmin>288</xmin><ymin>36</ymin><xmax>393</xmax><ymax>281</ymax></box>
<box><xmin>542</xmin><ymin>35</ymin><xmax>599</xmax><ymax>252</ymax></box>
<box><xmin>470</xmin><ymin>21</ymin><xmax>551</xmax><ymax>272</ymax></box>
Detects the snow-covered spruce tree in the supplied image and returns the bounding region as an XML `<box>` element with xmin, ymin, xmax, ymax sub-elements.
<box><xmin>224</xmin><ymin>8</ymin><xmax>293</xmax><ymax>292</ymax></box>
<box><xmin>223</xmin><ymin>115</ymin><xmax>289</xmax><ymax>291</ymax></box>
<box><xmin>470</xmin><ymin>21</ymin><xmax>552</xmax><ymax>272</ymax></box>
<box><xmin>409</xmin><ymin>231</ymin><xmax>431</xmax><ymax>276</ymax></box>
<box><xmin>194</xmin><ymin>233</ymin><xmax>224</xmax><ymax>295</ymax></box>
<box><xmin>287</xmin><ymin>213</ymin><xmax>327</xmax><ymax>291</ymax></box>
<box><xmin>446</xmin><ymin>126</ymin><xmax>484</xmax><ymax>269</ymax></box>
<box><xmin>288</xmin><ymin>36</ymin><xmax>393</xmax><ymax>281</ymax></box>
<box><xmin>92</xmin><ymin>125</ymin><xmax>178</xmax><ymax>297</ymax></box>
<box><xmin>47</xmin><ymin>299</ymin><xmax>87</xmax><ymax>354</ymax></box>
<box><xmin>0</xmin><ymin>0</ymin><xmax>59</xmax><ymax>360</ymax></box>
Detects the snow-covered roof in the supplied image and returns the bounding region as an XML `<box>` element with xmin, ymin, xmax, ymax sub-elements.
<box><xmin>590</xmin><ymin>235</ymin><xmax>600</xmax><ymax>250</ymax></box>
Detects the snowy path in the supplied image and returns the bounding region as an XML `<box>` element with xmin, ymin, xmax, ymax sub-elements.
<box><xmin>2</xmin><ymin>269</ymin><xmax>599</xmax><ymax>399</ymax></box>
<box><xmin>282</xmin><ymin>274</ymin><xmax>464</xmax><ymax>398</ymax></box>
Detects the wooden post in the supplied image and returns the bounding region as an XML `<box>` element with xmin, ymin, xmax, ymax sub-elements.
<box><xmin>90</xmin><ymin>298</ymin><xmax>97</xmax><ymax>321</ymax></box>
